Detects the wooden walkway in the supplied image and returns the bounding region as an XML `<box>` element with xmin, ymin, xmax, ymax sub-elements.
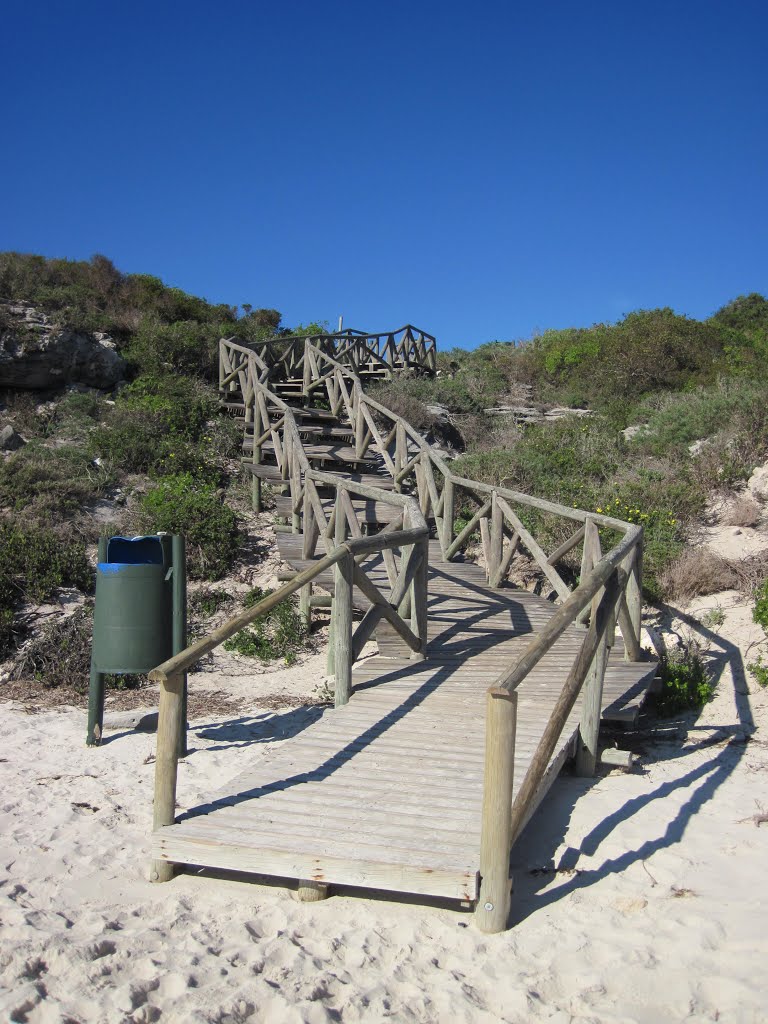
<box><xmin>147</xmin><ymin>333</ymin><xmax>655</xmax><ymax>927</ymax></box>
<box><xmin>152</xmin><ymin>541</ymin><xmax>656</xmax><ymax>901</ymax></box>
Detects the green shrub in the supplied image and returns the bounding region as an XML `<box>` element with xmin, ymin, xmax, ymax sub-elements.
<box><xmin>90</xmin><ymin>374</ymin><xmax>227</xmax><ymax>483</ymax></box>
<box><xmin>0</xmin><ymin>442</ymin><xmax>113</xmax><ymax>523</ymax></box>
<box><xmin>0</xmin><ymin>520</ymin><xmax>91</xmax><ymax>655</ymax></box>
<box><xmin>223</xmin><ymin>586</ymin><xmax>308</xmax><ymax>664</ymax></box>
<box><xmin>121</xmin><ymin>374</ymin><xmax>218</xmax><ymax>434</ymax></box>
<box><xmin>656</xmin><ymin>646</ymin><xmax>714</xmax><ymax>716</ymax></box>
<box><xmin>124</xmin><ymin>319</ymin><xmax>226</xmax><ymax>378</ymax></box>
<box><xmin>453</xmin><ymin>416</ymin><xmax>622</xmax><ymax>509</ymax></box>
<box><xmin>0</xmin><ymin>252</ymin><xmax>239</xmax><ymax>351</ymax></box>
<box><xmin>747</xmin><ymin>578</ymin><xmax>768</xmax><ymax>687</ymax></box>
<box><xmin>632</xmin><ymin>379</ymin><xmax>768</xmax><ymax>459</ymax></box>
<box><xmin>189</xmin><ymin>587</ymin><xmax>233</xmax><ymax>620</ymax></box>
<box><xmin>137</xmin><ymin>473</ymin><xmax>239</xmax><ymax>580</ymax></box>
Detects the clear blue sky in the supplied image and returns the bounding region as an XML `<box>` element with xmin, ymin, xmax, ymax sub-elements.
<box><xmin>2</xmin><ymin>1</ymin><xmax>766</xmax><ymax>349</ymax></box>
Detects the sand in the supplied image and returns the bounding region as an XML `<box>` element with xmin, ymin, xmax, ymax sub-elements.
<box><xmin>2</xmin><ymin>497</ymin><xmax>768</xmax><ymax>1022</ymax></box>
<box><xmin>1</xmin><ymin>599</ymin><xmax>767</xmax><ymax>1024</ymax></box>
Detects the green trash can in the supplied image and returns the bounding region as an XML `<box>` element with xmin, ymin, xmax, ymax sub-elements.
<box><xmin>92</xmin><ymin>535</ymin><xmax>174</xmax><ymax>673</ymax></box>
<box><xmin>87</xmin><ymin>534</ymin><xmax>187</xmax><ymax>748</ymax></box>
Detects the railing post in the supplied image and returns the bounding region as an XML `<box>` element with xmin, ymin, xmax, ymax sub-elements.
<box><xmin>251</xmin><ymin>396</ymin><xmax>262</xmax><ymax>513</ymax></box>
<box><xmin>625</xmin><ymin>535</ymin><xmax>643</xmax><ymax>658</ymax></box>
<box><xmin>354</xmin><ymin>389</ymin><xmax>366</xmax><ymax>458</ymax></box>
<box><xmin>333</xmin><ymin>550</ymin><xmax>354</xmax><ymax>706</ymax></box>
<box><xmin>490</xmin><ymin>491</ymin><xmax>503</xmax><ymax>588</ymax></box>
<box><xmin>300</xmin><ymin>489</ymin><xmax>315</xmax><ymax>629</ymax></box>
<box><xmin>475</xmin><ymin>688</ymin><xmax>517</xmax><ymax>934</ymax></box>
<box><xmin>150</xmin><ymin>670</ymin><xmax>185</xmax><ymax>883</ymax></box>
<box><xmin>409</xmin><ymin>536</ymin><xmax>429</xmax><ymax>660</ymax></box>
<box><xmin>303</xmin><ymin>339</ymin><xmax>312</xmax><ymax>396</ymax></box>
<box><xmin>442</xmin><ymin>478</ymin><xmax>455</xmax><ymax>556</ymax></box>
<box><xmin>576</xmin><ymin>572</ymin><xmax>619</xmax><ymax>777</ymax></box>
<box><xmin>577</xmin><ymin>518</ymin><xmax>601</xmax><ymax>624</ymax></box>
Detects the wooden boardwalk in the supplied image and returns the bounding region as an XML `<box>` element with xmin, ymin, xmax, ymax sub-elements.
<box><xmin>152</xmin><ymin>541</ymin><xmax>656</xmax><ymax>902</ymax></box>
<box><xmin>148</xmin><ymin>333</ymin><xmax>655</xmax><ymax>929</ymax></box>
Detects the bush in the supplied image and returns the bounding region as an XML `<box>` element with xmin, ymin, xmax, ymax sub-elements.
<box><xmin>137</xmin><ymin>473</ymin><xmax>239</xmax><ymax>580</ymax></box>
<box><xmin>0</xmin><ymin>442</ymin><xmax>113</xmax><ymax>524</ymax></box>
<box><xmin>631</xmin><ymin>379</ymin><xmax>768</xmax><ymax>460</ymax></box>
<box><xmin>656</xmin><ymin>644</ymin><xmax>714</xmax><ymax>716</ymax></box>
<box><xmin>0</xmin><ymin>520</ymin><xmax>91</xmax><ymax>654</ymax></box>
<box><xmin>748</xmin><ymin>578</ymin><xmax>768</xmax><ymax>687</ymax></box>
<box><xmin>525</xmin><ymin>309</ymin><xmax>732</xmax><ymax>412</ymax></box>
<box><xmin>657</xmin><ymin>548</ymin><xmax>738</xmax><ymax>603</ymax></box>
<box><xmin>90</xmin><ymin>374</ymin><xmax>228</xmax><ymax>483</ymax></box>
<box><xmin>223</xmin><ymin>586</ymin><xmax>308</xmax><ymax>665</ymax></box>
<box><xmin>124</xmin><ymin>319</ymin><xmax>225</xmax><ymax>379</ymax></box>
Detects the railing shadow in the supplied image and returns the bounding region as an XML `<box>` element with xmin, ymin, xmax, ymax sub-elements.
<box><xmin>508</xmin><ymin>601</ymin><xmax>755</xmax><ymax>926</ymax></box>
<box><xmin>193</xmin><ymin>704</ymin><xmax>326</xmax><ymax>751</ymax></box>
<box><xmin>177</xmin><ymin>666</ymin><xmax>456</xmax><ymax>822</ymax></box>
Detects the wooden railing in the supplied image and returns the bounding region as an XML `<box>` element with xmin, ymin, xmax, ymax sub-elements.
<box><xmin>151</xmin><ymin>345</ymin><xmax>430</xmax><ymax>882</ymax></box>
<box><xmin>228</xmin><ymin>324</ymin><xmax>437</xmax><ymax>380</ymax></box>
<box><xmin>154</xmin><ymin>335</ymin><xmax>648</xmax><ymax>929</ymax></box>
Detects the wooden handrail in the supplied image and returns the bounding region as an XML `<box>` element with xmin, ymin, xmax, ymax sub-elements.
<box><xmin>149</xmin><ymin>526</ymin><xmax>427</xmax><ymax>684</ymax></box>
<box><xmin>491</xmin><ymin>527</ymin><xmax>640</xmax><ymax>695</ymax></box>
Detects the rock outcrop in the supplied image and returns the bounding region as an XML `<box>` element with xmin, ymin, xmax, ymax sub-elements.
<box><xmin>0</xmin><ymin>302</ymin><xmax>126</xmax><ymax>390</ymax></box>
<box><xmin>424</xmin><ymin>404</ymin><xmax>465</xmax><ymax>452</ymax></box>
<box><xmin>0</xmin><ymin>424</ymin><xmax>25</xmax><ymax>450</ymax></box>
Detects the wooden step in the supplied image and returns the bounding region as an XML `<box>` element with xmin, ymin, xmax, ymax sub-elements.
<box><xmin>273</xmin><ymin>494</ymin><xmax>422</xmax><ymax>525</ymax></box>
<box><xmin>243</xmin><ymin>440</ymin><xmax>379</xmax><ymax>469</ymax></box>
<box><xmin>243</xmin><ymin>463</ymin><xmax>397</xmax><ymax>490</ymax></box>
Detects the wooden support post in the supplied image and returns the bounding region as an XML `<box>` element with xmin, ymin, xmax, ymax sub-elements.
<box><xmin>475</xmin><ymin>688</ymin><xmax>517</xmax><ymax>934</ymax></box>
<box><xmin>577</xmin><ymin>518</ymin><xmax>601</xmax><ymax>625</ymax></box>
<box><xmin>442</xmin><ymin>478</ymin><xmax>454</xmax><ymax>556</ymax></box>
<box><xmin>576</xmin><ymin>573</ymin><xmax>619</xmax><ymax>778</ymax></box>
<box><xmin>624</xmin><ymin>539</ymin><xmax>643</xmax><ymax>659</ymax></box>
<box><xmin>150</xmin><ymin>670</ymin><xmax>185</xmax><ymax>883</ymax></box>
<box><xmin>490</xmin><ymin>492</ymin><xmax>503</xmax><ymax>588</ymax></box>
<box><xmin>331</xmin><ymin>493</ymin><xmax>354</xmax><ymax>704</ymax></box>
<box><xmin>297</xmin><ymin>880</ymin><xmax>328</xmax><ymax>902</ymax></box>
<box><xmin>171</xmin><ymin>535</ymin><xmax>188</xmax><ymax>760</ymax></box>
<box><xmin>410</xmin><ymin>538</ymin><xmax>429</xmax><ymax>659</ymax></box>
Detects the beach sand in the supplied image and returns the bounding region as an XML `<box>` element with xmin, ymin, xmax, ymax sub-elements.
<box><xmin>1</xmin><ymin>603</ymin><xmax>767</xmax><ymax>1023</ymax></box>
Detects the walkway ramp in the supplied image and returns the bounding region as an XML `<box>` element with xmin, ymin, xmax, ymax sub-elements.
<box><xmin>152</xmin><ymin>545</ymin><xmax>656</xmax><ymax>902</ymax></box>
<box><xmin>147</xmin><ymin>329</ymin><xmax>656</xmax><ymax>932</ymax></box>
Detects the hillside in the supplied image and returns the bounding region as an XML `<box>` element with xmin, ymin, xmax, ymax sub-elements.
<box><xmin>2</xmin><ymin>255</ymin><xmax>768</xmax><ymax>1022</ymax></box>
<box><xmin>1</xmin><ymin>251</ymin><xmax>768</xmax><ymax>701</ymax></box>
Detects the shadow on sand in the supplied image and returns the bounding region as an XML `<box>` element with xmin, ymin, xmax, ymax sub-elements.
<box><xmin>508</xmin><ymin>604</ymin><xmax>755</xmax><ymax>927</ymax></box>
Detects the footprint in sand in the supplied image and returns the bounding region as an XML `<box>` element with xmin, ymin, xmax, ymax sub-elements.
<box><xmin>84</xmin><ymin>938</ymin><xmax>117</xmax><ymax>961</ymax></box>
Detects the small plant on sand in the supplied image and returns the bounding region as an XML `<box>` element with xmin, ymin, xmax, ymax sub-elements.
<box><xmin>747</xmin><ymin>578</ymin><xmax>768</xmax><ymax>687</ymax></box>
<box><xmin>656</xmin><ymin>643</ymin><xmax>714</xmax><ymax>716</ymax></box>
<box><xmin>701</xmin><ymin>606</ymin><xmax>726</xmax><ymax>630</ymax></box>
<box><xmin>223</xmin><ymin>586</ymin><xmax>308</xmax><ymax>665</ymax></box>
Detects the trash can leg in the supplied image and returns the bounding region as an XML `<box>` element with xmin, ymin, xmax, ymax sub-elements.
<box><xmin>86</xmin><ymin>661</ymin><xmax>105</xmax><ymax>746</ymax></box>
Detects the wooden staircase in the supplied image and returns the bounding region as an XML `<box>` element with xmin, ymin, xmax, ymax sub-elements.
<box><xmin>147</xmin><ymin>329</ymin><xmax>656</xmax><ymax>933</ymax></box>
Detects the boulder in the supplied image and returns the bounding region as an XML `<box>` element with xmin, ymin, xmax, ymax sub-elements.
<box><xmin>0</xmin><ymin>424</ymin><xmax>25</xmax><ymax>450</ymax></box>
<box><xmin>0</xmin><ymin>302</ymin><xmax>126</xmax><ymax>390</ymax></box>
<box><xmin>425</xmin><ymin>404</ymin><xmax>465</xmax><ymax>452</ymax></box>
<box><xmin>747</xmin><ymin>463</ymin><xmax>768</xmax><ymax>503</ymax></box>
